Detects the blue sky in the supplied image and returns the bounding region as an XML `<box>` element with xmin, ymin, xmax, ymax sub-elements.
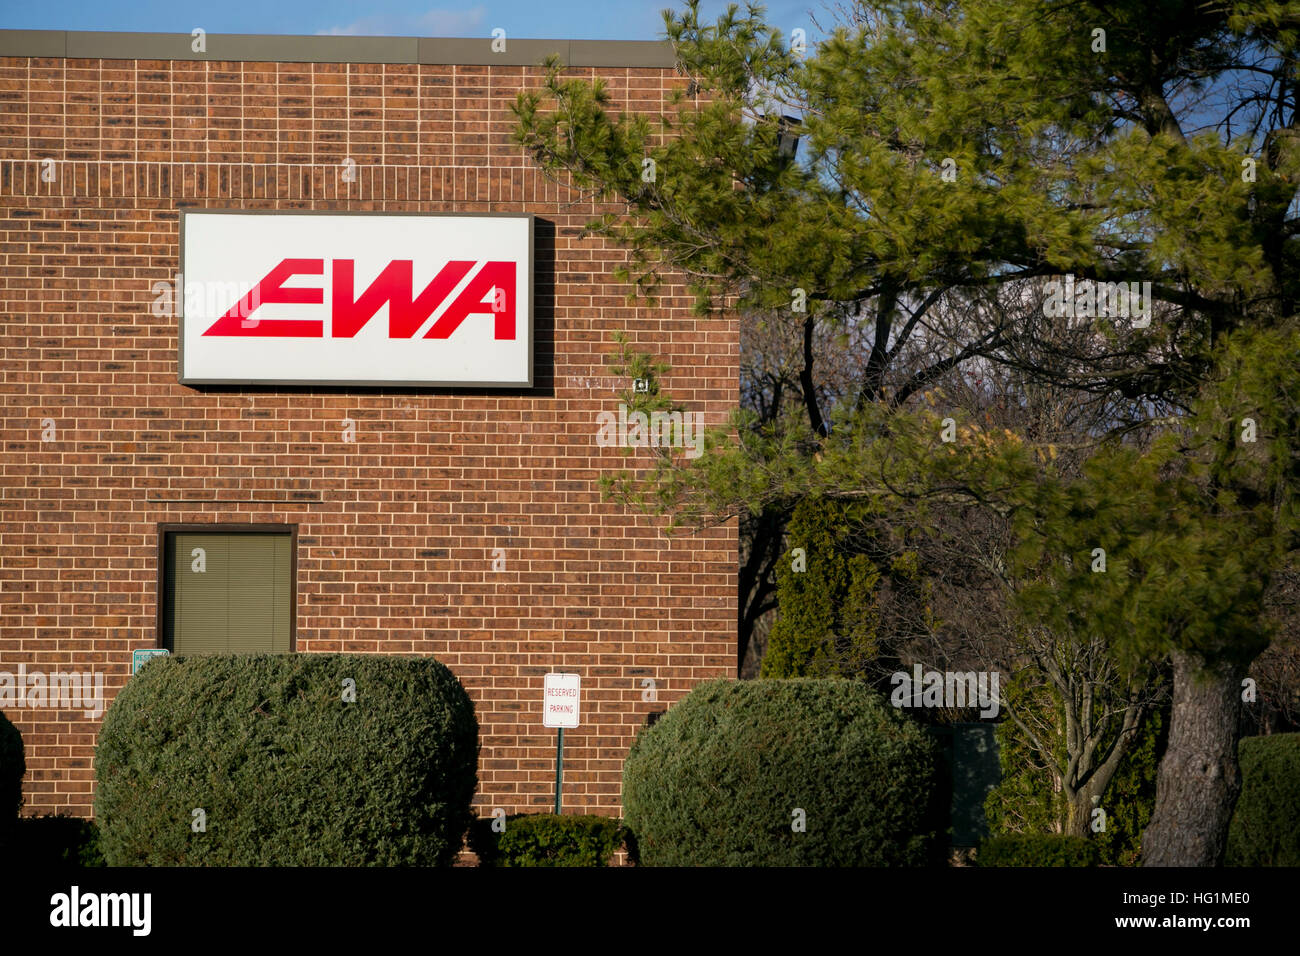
<box><xmin>0</xmin><ymin>1</ymin><xmax>822</xmax><ymax>42</ymax></box>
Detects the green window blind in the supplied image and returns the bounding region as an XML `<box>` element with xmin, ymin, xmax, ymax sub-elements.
<box><xmin>167</xmin><ymin>533</ymin><xmax>292</xmax><ymax>655</ymax></box>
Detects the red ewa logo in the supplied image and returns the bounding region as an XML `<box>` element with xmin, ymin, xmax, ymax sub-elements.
<box><xmin>201</xmin><ymin>258</ymin><xmax>516</xmax><ymax>339</ymax></box>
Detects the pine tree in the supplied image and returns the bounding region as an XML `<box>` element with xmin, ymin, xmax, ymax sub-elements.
<box><xmin>514</xmin><ymin>0</ymin><xmax>1300</xmax><ymax>864</ymax></box>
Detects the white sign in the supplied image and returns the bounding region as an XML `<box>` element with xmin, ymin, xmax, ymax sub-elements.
<box><xmin>543</xmin><ymin>672</ymin><xmax>581</xmax><ymax>729</ymax></box>
<box><xmin>132</xmin><ymin>648</ymin><xmax>170</xmax><ymax>674</ymax></box>
<box><xmin>178</xmin><ymin>211</ymin><xmax>533</xmax><ymax>387</ymax></box>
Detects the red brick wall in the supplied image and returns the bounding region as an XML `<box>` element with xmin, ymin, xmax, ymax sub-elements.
<box><xmin>0</xmin><ymin>54</ymin><xmax>737</xmax><ymax>819</ymax></box>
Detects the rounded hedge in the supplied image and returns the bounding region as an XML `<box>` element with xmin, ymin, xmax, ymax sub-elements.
<box><xmin>622</xmin><ymin>678</ymin><xmax>944</xmax><ymax>866</ymax></box>
<box><xmin>1226</xmin><ymin>732</ymin><xmax>1300</xmax><ymax>866</ymax></box>
<box><xmin>977</xmin><ymin>834</ymin><xmax>1100</xmax><ymax>867</ymax></box>
<box><xmin>12</xmin><ymin>814</ymin><xmax>104</xmax><ymax>867</ymax></box>
<box><xmin>95</xmin><ymin>653</ymin><xmax>479</xmax><ymax>866</ymax></box>
<box><xmin>469</xmin><ymin>813</ymin><xmax>625</xmax><ymax>867</ymax></box>
<box><xmin>0</xmin><ymin>709</ymin><xmax>24</xmax><ymax>848</ymax></box>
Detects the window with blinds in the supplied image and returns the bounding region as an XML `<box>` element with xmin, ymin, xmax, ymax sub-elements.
<box><xmin>162</xmin><ymin>530</ymin><xmax>294</xmax><ymax>655</ymax></box>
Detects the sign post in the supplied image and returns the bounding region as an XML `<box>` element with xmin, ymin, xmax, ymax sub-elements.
<box><xmin>543</xmin><ymin>672</ymin><xmax>580</xmax><ymax>814</ymax></box>
<box><xmin>554</xmin><ymin>727</ymin><xmax>564</xmax><ymax>815</ymax></box>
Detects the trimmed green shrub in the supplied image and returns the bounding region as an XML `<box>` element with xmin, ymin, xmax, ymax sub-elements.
<box><xmin>95</xmin><ymin>653</ymin><xmax>479</xmax><ymax>866</ymax></box>
<box><xmin>623</xmin><ymin>678</ymin><xmax>944</xmax><ymax>866</ymax></box>
<box><xmin>470</xmin><ymin>813</ymin><xmax>624</xmax><ymax>867</ymax></box>
<box><xmin>1226</xmin><ymin>732</ymin><xmax>1300</xmax><ymax>866</ymax></box>
<box><xmin>11</xmin><ymin>814</ymin><xmax>104</xmax><ymax>867</ymax></box>
<box><xmin>0</xmin><ymin>709</ymin><xmax>23</xmax><ymax>849</ymax></box>
<box><xmin>977</xmin><ymin>834</ymin><xmax>1101</xmax><ymax>867</ymax></box>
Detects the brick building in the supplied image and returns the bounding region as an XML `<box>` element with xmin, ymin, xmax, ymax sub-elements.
<box><xmin>0</xmin><ymin>29</ymin><xmax>737</xmax><ymax>821</ymax></box>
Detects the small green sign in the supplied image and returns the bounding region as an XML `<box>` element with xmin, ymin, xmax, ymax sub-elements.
<box><xmin>132</xmin><ymin>648</ymin><xmax>170</xmax><ymax>674</ymax></box>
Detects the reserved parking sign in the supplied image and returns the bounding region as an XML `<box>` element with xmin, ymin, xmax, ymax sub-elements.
<box><xmin>543</xmin><ymin>672</ymin><xmax>581</xmax><ymax>728</ymax></box>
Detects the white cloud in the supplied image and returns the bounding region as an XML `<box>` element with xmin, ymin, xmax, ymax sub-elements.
<box><xmin>319</xmin><ymin>6</ymin><xmax>488</xmax><ymax>37</ymax></box>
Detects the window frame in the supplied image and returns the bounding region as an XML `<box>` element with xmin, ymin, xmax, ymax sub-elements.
<box><xmin>155</xmin><ymin>523</ymin><xmax>299</xmax><ymax>653</ymax></box>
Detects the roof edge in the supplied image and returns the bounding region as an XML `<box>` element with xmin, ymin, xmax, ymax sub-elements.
<box><xmin>0</xmin><ymin>29</ymin><xmax>677</xmax><ymax>68</ymax></box>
